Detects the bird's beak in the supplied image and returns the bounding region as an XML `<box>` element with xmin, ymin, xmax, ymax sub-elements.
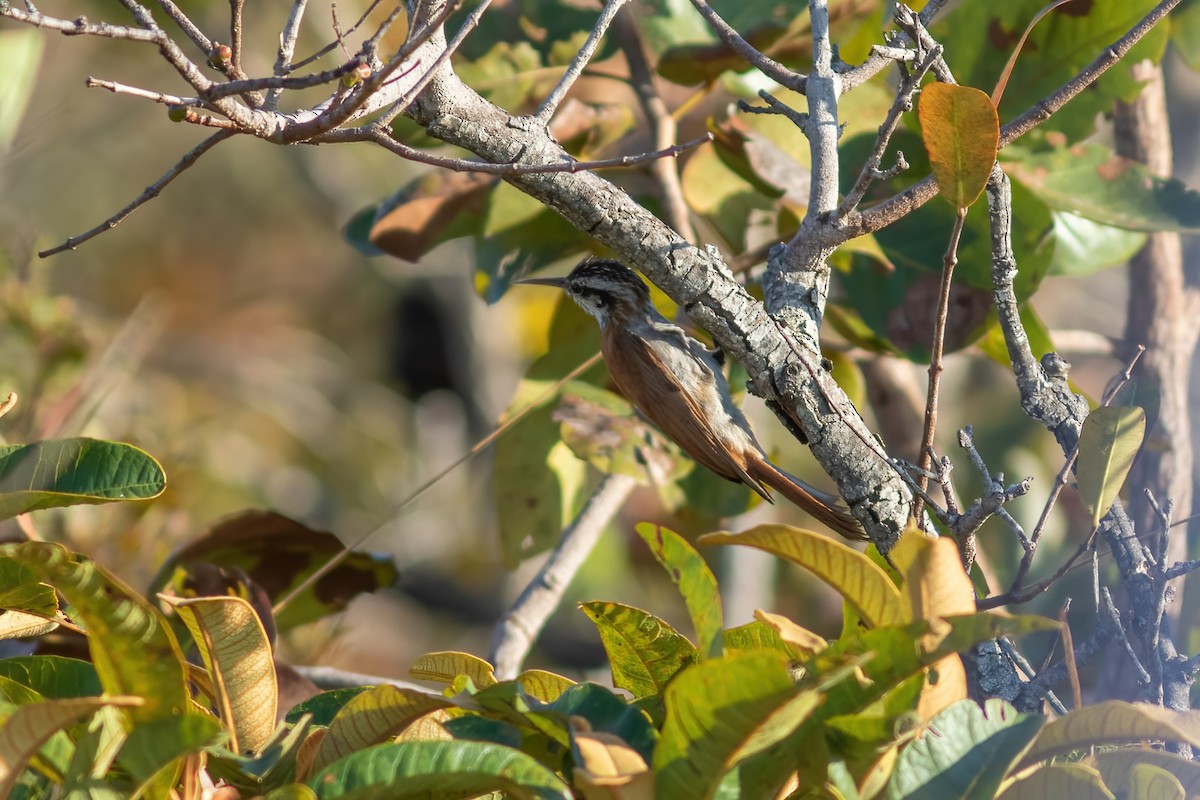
<box><xmin>514</xmin><ymin>276</ymin><xmax>567</xmax><ymax>289</ymax></box>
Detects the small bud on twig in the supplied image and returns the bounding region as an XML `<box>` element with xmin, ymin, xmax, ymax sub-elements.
<box><xmin>208</xmin><ymin>43</ymin><xmax>232</xmax><ymax>69</ymax></box>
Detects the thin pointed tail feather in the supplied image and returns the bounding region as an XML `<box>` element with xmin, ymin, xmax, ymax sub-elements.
<box><xmin>749</xmin><ymin>459</ymin><xmax>867</xmax><ymax>542</ymax></box>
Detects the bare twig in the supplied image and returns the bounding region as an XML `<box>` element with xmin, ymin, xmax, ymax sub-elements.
<box><xmin>535</xmin><ymin>0</ymin><xmax>629</xmax><ymax>124</ymax></box>
<box><xmin>1102</xmin><ymin>587</ymin><xmax>1151</xmax><ymax>688</ymax></box>
<box><xmin>340</xmin><ymin>126</ymin><xmax>712</xmax><ymax>176</ymax></box>
<box><xmin>269</xmin><ymin>0</ymin><xmax>311</xmax><ymax>109</ymax></box>
<box><xmin>913</xmin><ymin>206</ymin><xmax>967</xmax><ymax>525</ymax></box>
<box><xmin>155</xmin><ymin>0</ymin><xmax>211</xmax><ymax>53</ymax></box>
<box><xmin>86</xmin><ymin>77</ymin><xmax>199</xmax><ymax>107</ymax></box>
<box><xmin>290</xmin><ymin>0</ymin><xmax>383</xmax><ymax>72</ymax></box>
<box><xmin>613</xmin><ymin>7</ymin><xmax>693</xmax><ymax>240</ymax></box>
<box><xmin>0</xmin><ymin>5</ymin><xmax>161</xmax><ymax>41</ymax></box>
<box><xmin>837</xmin><ymin>40</ymin><xmax>939</xmax><ymax>216</ymax></box>
<box><xmin>489</xmin><ymin>473</ymin><xmax>638</xmax><ymax>680</ymax></box>
<box><xmin>687</xmin><ymin>0</ymin><xmax>806</xmax><ymax>92</ymax></box>
<box><xmin>201</xmin><ymin>58</ymin><xmax>368</xmax><ymax>100</ymax></box>
<box><xmin>39</xmin><ymin>131</ymin><xmax>236</xmax><ymax>258</ymax></box>
<box><xmin>376</xmin><ymin>0</ymin><xmax>481</xmax><ymax>128</ymax></box>
<box><xmin>229</xmin><ymin>0</ymin><xmax>245</xmax><ymax>70</ymax></box>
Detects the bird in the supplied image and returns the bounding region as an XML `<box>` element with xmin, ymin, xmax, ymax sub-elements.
<box><xmin>517</xmin><ymin>257</ymin><xmax>865</xmax><ymax>541</ymax></box>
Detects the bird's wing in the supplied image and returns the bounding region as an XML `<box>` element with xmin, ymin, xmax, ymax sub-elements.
<box><xmin>607</xmin><ymin>325</ymin><xmax>773</xmax><ymax>501</ymax></box>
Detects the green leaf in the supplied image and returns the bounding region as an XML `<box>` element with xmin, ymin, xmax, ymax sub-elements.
<box><xmin>838</xmin><ymin>130</ymin><xmax>1053</xmax><ymax>360</ymax></box>
<box><xmin>0</xmin><ymin>438</ymin><xmax>165</xmax><ymax>520</ymax></box>
<box><xmin>634</xmin><ymin>524</ymin><xmax>724</xmax><ymax>658</ymax></box>
<box><xmin>285</xmin><ymin>688</ymin><xmax>370</xmax><ymax>726</ymax></box>
<box><xmin>680</xmin><ymin>142</ymin><xmax>776</xmax><ymax>252</ymax></box>
<box><xmin>1007</xmin><ymin>143</ymin><xmax>1200</xmax><ymax>233</ymax></box>
<box><xmin>205</xmin><ymin>716</ymin><xmax>311</xmax><ymax>793</ymax></box>
<box><xmin>0</xmin><ymin>558</ymin><xmax>58</xmax><ymax>622</ymax></box>
<box><xmin>306</xmin><ymin>741</ymin><xmax>572</xmax><ymax>800</ymax></box>
<box><xmin>939</xmin><ymin>0</ymin><xmax>1168</xmax><ymax>143</ymax></box>
<box><xmin>580</xmin><ymin>601</ymin><xmax>699</xmax><ymax>699</ymax></box>
<box><xmin>1047</xmin><ymin>211</ymin><xmax>1147</xmax><ymax>276</ymax></box>
<box><xmin>654</xmin><ymin>649</ymin><xmax>820</xmax><ymax>800</ymax></box>
<box><xmin>117</xmin><ymin>713</ymin><xmax>225</xmax><ymax>786</ymax></box>
<box><xmin>1</xmin><ymin>543</ymin><xmax>189</xmax><ymax>723</ymax></box>
<box><xmin>496</xmin><ymin>403</ymin><xmax>588</xmax><ymax>568</ymax></box>
<box><xmin>700</xmin><ymin>525</ymin><xmax>903</xmax><ymax>627</ymax></box>
<box><xmin>311</xmin><ymin>685</ymin><xmax>454</xmax><ymax>776</ymax></box>
<box><xmin>809</xmin><ymin>615</ymin><xmax>1058</xmax><ymax>724</ymax></box>
<box><xmin>722</xmin><ymin>619</ymin><xmax>798</xmax><ymax>659</ymax></box>
<box><xmin>410</xmin><ymin>651</ymin><xmax>498</xmax><ymax>688</ymax></box>
<box><xmin>1076</xmin><ymin>406</ymin><xmax>1146</xmax><ymax>529</ymax></box>
<box><xmin>525</xmin><ymin>682</ymin><xmax>658</xmax><ymax>764</ymax></box>
<box><xmin>1171</xmin><ymin>0</ymin><xmax>1200</xmax><ymax>71</ymax></box>
<box><xmin>454</xmin><ymin>41</ymin><xmax>553</xmax><ymax>112</ymax></box>
<box><xmin>0</xmin><ymin>656</ymin><xmax>101</xmax><ymax>699</ymax></box>
<box><xmin>0</xmin><ymin>696</ymin><xmax>143</xmax><ymax>798</ymax></box>
<box><xmin>918</xmin><ymin>83</ymin><xmax>999</xmax><ymax>208</ymax></box>
<box><xmin>887</xmin><ymin>699</ymin><xmax>1044</xmax><ymax>800</ymax></box>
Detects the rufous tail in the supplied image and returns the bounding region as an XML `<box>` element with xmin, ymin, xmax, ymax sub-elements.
<box><xmin>749</xmin><ymin>459</ymin><xmax>867</xmax><ymax>542</ymax></box>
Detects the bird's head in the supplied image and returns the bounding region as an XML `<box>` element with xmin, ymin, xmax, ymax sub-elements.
<box><xmin>516</xmin><ymin>258</ymin><xmax>651</xmax><ymax>327</ymax></box>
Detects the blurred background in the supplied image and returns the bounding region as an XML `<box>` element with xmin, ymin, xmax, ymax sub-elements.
<box><xmin>2</xmin><ymin>0</ymin><xmax>1200</xmax><ymax>690</ymax></box>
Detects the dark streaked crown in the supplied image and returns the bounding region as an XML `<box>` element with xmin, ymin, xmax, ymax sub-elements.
<box><xmin>563</xmin><ymin>258</ymin><xmax>651</xmax><ymax>311</ymax></box>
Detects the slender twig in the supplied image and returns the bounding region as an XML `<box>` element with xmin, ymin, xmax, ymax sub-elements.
<box><xmin>1102</xmin><ymin>588</ymin><xmax>1151</xmax><ymax>688</ymax></box>
<box><xmin>998</xmin><ymin>637</ymin><xmax>1067</xmax><ymax>715</ymax></box>
<box><xmin>613</xmin><ymin>7</ymin><xmax>693</xmax><ymax>240</ymax></box>
<box><xmin>269</xmin><ymin>0</ymin><xmax>311</xmax><ymax>109</ymax></box>
<box><xmin>838</xmin><ymin>0</ymin><xmax>951</xmax><ymax>93</ymax></box>
<box><xmin>0</xmin><ymin>5</ymin><xmax>161</xmax><ymax>41</ymax></box>
<box><xmin>489</xmin><ymin>473</ymin><xmax>638</xmax><ymax>679</ymax></box>
<box><xmin>912</xmin><ymin>206</ymin><xmax>967</xmax><ymax>525</ymax></box>
<box><xmin>201</xmin><ymin>59</ymin><xmax>368</xmax><ymax>100</ymax></box>
<box><xmin>535</xmin><ymin>0</ymin><xmax>629</xmax><ymax>124</ymax></box>
<box><xmin>687</xmin><ymin>0</ymin><xmax>806</xmax><ymax>92</ymax></box>
<box><xmin>740</xmin><ymin>91</ymin><xmax>809</xmax><ymax>130</ymax></box>
<box><xmin>86</xmin><ymin>77</ymin><xmax>199</xmax><ymax>107</ymax></box>
<box><xmin>229</xmin><ymin>0</ymin><xmax>245</xmax><ymax>70</ymax></box>
<box><xmin>337</xmin><ymin>125</ymin><xmax>712</xmax><ymax>176</ymax></box>
<box><xmin>39</xmin><ymin>131</ymin><xmax>236</xmax><ymax>258</ymax></box>
<box><xmin>155</xmin><ymin>0</ymin><xmax>211</xmax><ymax>53</ymax></box>
<box><xmin>837</xmin><ymin>41</ymin><xmax>939</xmax><ymax>216</ymax></box>
<box><xmin>272</xmin><ymin>353</ymin><xmax>604</xmax><ymax>617</ymax></box>
<box><xmin>376</xmin><ymin>0</ymin><xmax>485</xmax><ymax>128</ymax></box>
<box><xmin>293</xmin><ymin>665</ymin><xmax>438</xmax><ymax>693</ymax></box>
<box><xmin>290</xmin><ymin>0</ymin><xmax>384</xmax><ymax>72</ymax></box>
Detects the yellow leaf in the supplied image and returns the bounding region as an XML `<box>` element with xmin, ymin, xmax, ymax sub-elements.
<box><xmin>571</xmin><ymin>718</ymin><xmax>655</xmax><ymax>800</ymax></box>
<box><xmin>754</xmin><ymin>610</ymin><xmax>827</xmax><ymax>657</ymax></box>
<box><xmin>918</xmin><ymin>82</ymin><xmax>999</xmax><ymax>208</ymax></box>
<box><xmin>891</xmin><ymin>530</ymin><xmax>974</xmax><ymax>719</ymax></box>
<box><xmin>409</xmin><ymin>651</ymin><xmax>498</xmax><ymax>688</ymax></box>
<box><xmin>166</xmin><ymin>595</ymin><xmax>277</xmax><ymax>754</ymax></box>
<box><xmin>700</xmin><ymin>525</ymin><xmax>903</xmax><ymax>627</ymax></box>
